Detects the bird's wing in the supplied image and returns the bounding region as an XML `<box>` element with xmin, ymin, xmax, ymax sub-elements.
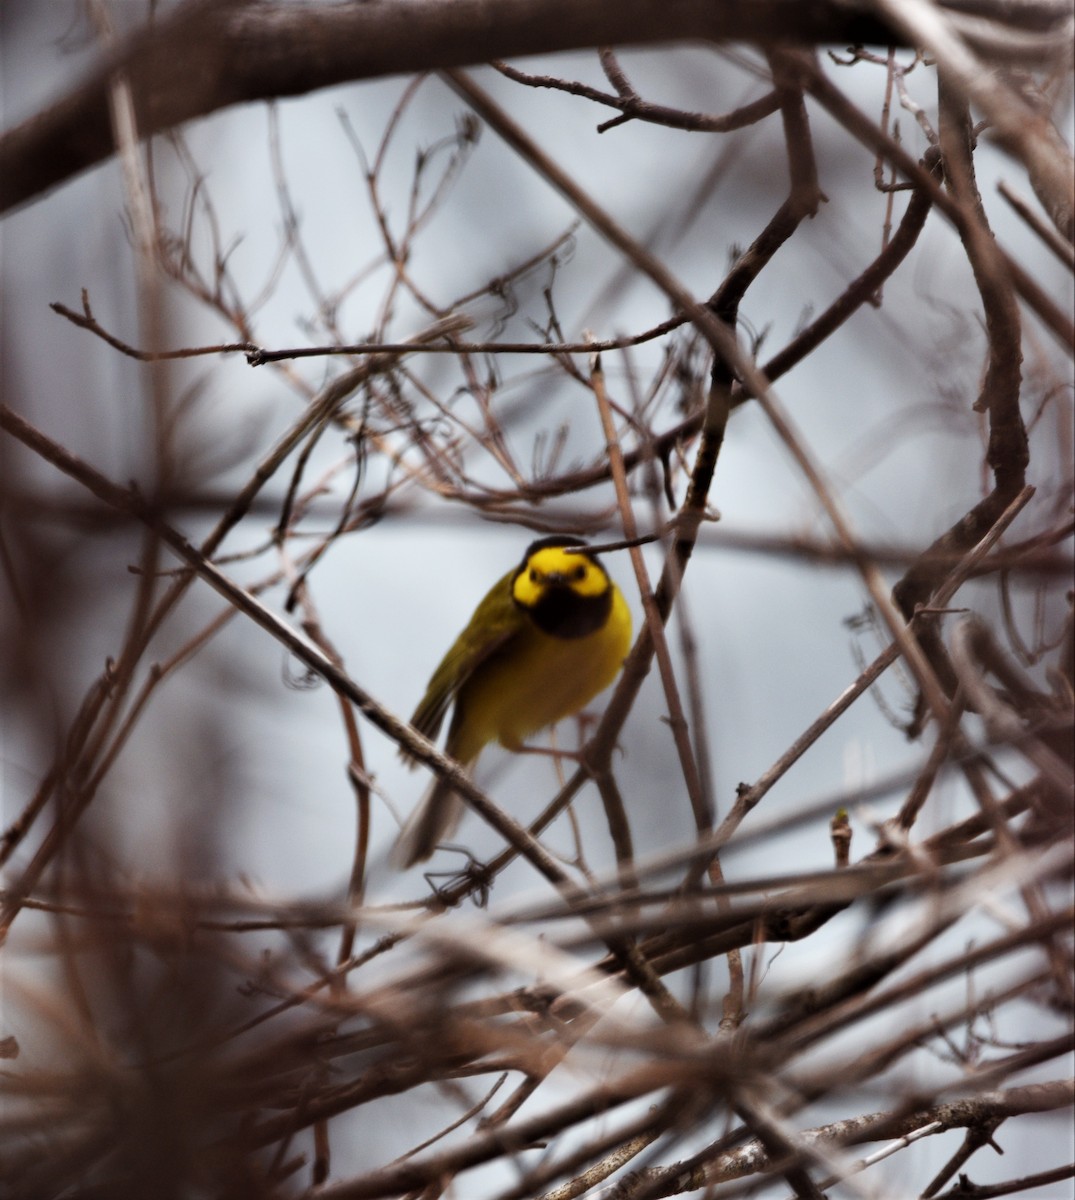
<box><xmin>402</xmin><ymin>567</ymin><xmax>521</xmax><ymax>760</ymax></box>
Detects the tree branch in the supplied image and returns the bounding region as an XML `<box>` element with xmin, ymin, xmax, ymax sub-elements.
<box><xmin>3</xmin><ymin>0</ymin><xmax>1070</xmax><ymax>215</ymax></box>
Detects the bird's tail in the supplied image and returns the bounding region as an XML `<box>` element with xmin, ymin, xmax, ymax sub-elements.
<box><xmin>392</xmin><ymin>769</ymin><xmax>469</xmax><ymax>868</ymax></box>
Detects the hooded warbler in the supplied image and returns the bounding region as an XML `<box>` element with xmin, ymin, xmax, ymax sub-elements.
<box><xmin>394</xmin><ymin>536</ymin><xmax>632</xmax><ymax>866</ymax></box>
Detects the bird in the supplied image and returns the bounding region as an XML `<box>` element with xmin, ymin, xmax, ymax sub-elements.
<box><xmin>393</xmin><ymin>535</ymin><xmax>632</xmax><ymax>867</ymax></box>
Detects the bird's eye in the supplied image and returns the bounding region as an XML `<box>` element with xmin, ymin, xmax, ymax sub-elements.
<box><xmin>530</xmin><ymin>568</ymin><xmax>539</xmax><ymax>583</ymax></box>
<box><xmin>571</xmin><ymin>565</ymin><xmax>586</xmax><ymax>581</ymax></box>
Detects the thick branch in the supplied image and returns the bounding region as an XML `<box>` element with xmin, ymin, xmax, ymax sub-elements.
<box><xmin>2</xmin><ymin>0</ymin><xmax>1070</xmax><ymax>215</ymax></box>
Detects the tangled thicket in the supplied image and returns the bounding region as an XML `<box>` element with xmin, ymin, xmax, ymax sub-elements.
<box><xmin>0</xmin><ymin>2</ymin><xmax>1072</xmax><ymax>1198</ymax></box>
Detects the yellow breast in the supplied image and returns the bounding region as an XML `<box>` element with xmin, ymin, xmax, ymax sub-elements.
<box><xmin>450</xmin><ymin>583</ymin><xmax>631</xmax><ymax>763</ymax></box>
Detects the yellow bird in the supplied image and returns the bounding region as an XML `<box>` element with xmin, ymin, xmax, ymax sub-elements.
<box><xmin>394</xmin><ymin>536</ymin><xmax>632</xmax><ymax>866</ymax></box>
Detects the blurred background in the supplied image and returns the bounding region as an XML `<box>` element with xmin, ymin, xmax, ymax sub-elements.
<box><xmin>1</xmin><ymin>2</ymin><xmax>1072</xmax><ymax>1196</ymax></box>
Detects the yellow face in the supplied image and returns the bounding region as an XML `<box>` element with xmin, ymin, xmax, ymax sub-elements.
<box><xmin>511</xmin><ymin>544</ymin><xmax>609</xmax><ymax>608</ymax></box>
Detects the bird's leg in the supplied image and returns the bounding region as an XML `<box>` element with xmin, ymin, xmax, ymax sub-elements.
<box><xmin>512</xmin><ymin>743</ymin><xmax>585</xmax><ymax>763</ymax></box>
<box><xmin>509</xmin><ymin>715</ymin><xmax>594</xmax><ymax>764</ymax></box>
